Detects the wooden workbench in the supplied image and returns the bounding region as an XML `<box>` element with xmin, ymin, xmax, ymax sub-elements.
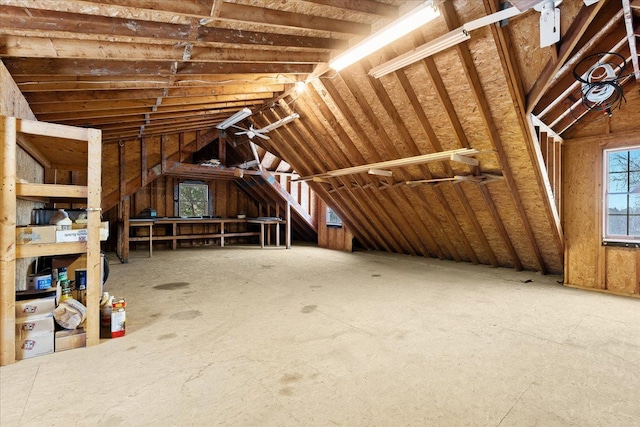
<box><xmin>127</xmin><ymin>217</ymin><xmax>288</xmax><ymax>260</ymax></box>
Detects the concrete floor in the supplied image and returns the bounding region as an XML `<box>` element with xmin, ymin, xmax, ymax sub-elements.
<box><xmin>1</xmin><ymin>244</ymin><xmax>639</xmax><ymax>426</ymax></box>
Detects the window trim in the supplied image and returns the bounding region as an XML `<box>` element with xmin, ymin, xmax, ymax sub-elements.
<box><xmin>602</xmin><ymin>145</ymin><xmax>640</xmax><ymax>244</ymax></box>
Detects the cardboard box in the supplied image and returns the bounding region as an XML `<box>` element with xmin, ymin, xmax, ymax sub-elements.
<box><xmin>56</xmin><ymin>229</ymin><xmax>88</xmax><ymax>243</ymax></box>
<box><xmin>15</xmin><ymin>296</ymin><xmax>56</xmax><ymax>318</ymax></box>
<box><xmin>55</xmin><ymin>329</ymin><xmax>87</xmax><ymax>352</ymax></box>
<box><xmin>15</xmin><ymin>315</ymin><xmax>54</xmax><ymax>360</ymax></box>
<box><xmin>16</xmin><ymin>225</ymin><xmax>57</xmax><ymax>245</ymax></box>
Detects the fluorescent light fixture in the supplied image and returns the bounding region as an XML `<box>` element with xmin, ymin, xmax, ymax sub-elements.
<box><xmin>259</xmin><ymin>113</ymin><xmax>300</xmax><ymax>132</ymax></box>
<box><xmin>216</xmin><ymin>107</ymin><xmax>252</xmax><ymax>130</ymax></box>
<box><xmin>368</xmin><ymin>27</ymin><xmax>469</xmax><ymax>78</ymax></box>
<box><xmin>328</xmin><ymin>1</ymin><xmax>440</xmax><ymax>72</ymax></box>
<box><xmin>369</xmin><ymin>6</ymin><xmax>524</xmax><ymax>79</ymax></box>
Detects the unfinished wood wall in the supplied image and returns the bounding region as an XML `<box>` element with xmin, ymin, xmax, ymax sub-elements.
<box><xmin>317</xmin><ymin>198</ymin><xmax>353</xmax><ymax>252</ymax></box>
<box><xmin>128</xmin><ymin>176</ymin><xmax>258</xmax><ymax>219</ymax></box>
<box><xmin>0</xmin><ymin>60</ymin><xmax>42</xmax><ymax>291</ymax></box>
<box><xmin>563</xmin><ymin>131</ymin><xmax>640</xmax><ymax>297</ymax></box>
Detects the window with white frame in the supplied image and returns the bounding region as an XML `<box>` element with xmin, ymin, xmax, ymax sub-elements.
<box><xmin>603</xmin><ymin>146</ymin><xmax>640</xmax><ymax>243</ymax></box>
<box><xmin>326</xmin><ymin>206</ymin><xmax>342</xmax><ymax>227</ymax></box>
<box><xmin>177</xmin><ymin>182</ymin><xmax>210</xmax><ymax>218</ymax></box>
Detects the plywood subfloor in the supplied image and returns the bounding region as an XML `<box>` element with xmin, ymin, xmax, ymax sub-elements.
<box><xmin>1</xmin><ymin>245</ymin><xmax>639</xmax><ymax>426</ymax></box>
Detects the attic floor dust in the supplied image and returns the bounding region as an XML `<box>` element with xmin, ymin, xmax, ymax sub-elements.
<box><xmin>2</xmin><ymin>245</ymin><xmax>639</xmax><ymax>427</ymax></box>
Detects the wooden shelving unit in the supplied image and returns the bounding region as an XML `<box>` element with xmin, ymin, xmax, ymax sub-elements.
<box><xmin>0</xmin><ymin>115</ymin><xmax>102</xmax><ymax>366</ymax></box>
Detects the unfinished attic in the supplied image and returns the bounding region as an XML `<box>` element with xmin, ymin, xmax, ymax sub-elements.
<box><xmin>1</xmin><ymin>0</ymin><xmax>639</xmax><ymax>425</ymax></box>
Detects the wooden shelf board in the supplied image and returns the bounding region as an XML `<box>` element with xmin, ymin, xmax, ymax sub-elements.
<box><xmin>17</xmin><ymin>183</ymin><xmax>88</xmax><ymax>199</ymax></box>
<box><xmin>16</xmin><ymin>242</ymin><xmax>87</xmax><ymax>258</ymax></box>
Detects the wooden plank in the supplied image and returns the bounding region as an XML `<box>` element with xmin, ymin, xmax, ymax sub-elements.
<box><xmin>303</xmin><ymin>0</ymin><xmax>398</xmax><ymax>17</ymax></box>
<box><xmin>85</xmin><ymin>127</ymin><xmax>101</xmax><ymax>347</ymax></box>
<box><xmin>0</xmin><ymin>116</ymin><xmax>17</xmax><ymax>366</ymax></box>
<box><xmin>16</xmin><ymin>242</ymin><xmax>87</xmax><ymax>258</ymax></box>
<box><xmin>16</xmin><ymin>183</ymin><xmax>88</xmax><ymax>198</ymax></box>
<box><xmin>0</xmin><ymin>36</ymin><xmax>328</xmax><ymax>64</ymax></box>
<box><xmin>286</xmin><ymin>201</ymin><xmax>291</xmax><ymax>249</ymax></box>
<box><xmin>17</xmin><ymin>117</ymin><xmax>89</xmax><ymax>141</ymax></box>
<box><xmin>217</xmin><ymin>2</ymin><xmax>370</xmax><ymax>35</ymax></box>
<box><xmin>298</xmin><ymin>148</ymin><xmax>478</xmax><ymax>181</ymax></box>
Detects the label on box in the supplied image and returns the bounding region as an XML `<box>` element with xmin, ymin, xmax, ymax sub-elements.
<box><xmin>16</xmin><ymin>225</ymin><xmax>57</xmax><ymax>245</ymax></box>
<box><xmin>15</xmin><ymin>296</ymin><xmax>56</xmax><ymax>318</ymax></box>
<box><xmin>16</xmin><ymin>315</ymin><xmax>54</xmax><ymax>337</ymax></box>
<box><xmin>16</xmin><ymin>332</ymin><xmax>54</xmax><ymax>360</ymax></box>
<box><xmin>56</xmin><ymin>229</ymin><xmax>88</xmax><ymax>243</ymax></box>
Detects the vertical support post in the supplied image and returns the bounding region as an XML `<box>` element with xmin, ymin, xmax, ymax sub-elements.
<box><xmin>219</xmin><ymin>132</ymin><xmax>227</xmax><ymax>167</ymax></box>
<box><xmin>86</xmin><ymin>128</ymin><xmax>102</xmax><ymax>347</ymax></box>
<box><xmin>0</xmin><ymin>116</ymin><xmax>17</xmax><ymax>365</ymax></box>
<box><xmin>140</xmin><ymin>137</ymin><xmax>147</xmax><ymax>188</ymax></box>
<box><xmin>161</xmin><ymin>135</ymin><xmax>167</xmax><ymax>174</ymax></box>
<box><xmin>118</xmin><ymin>141</ymin><xmax>129</xmax><ymax>263</ymax></box>
<box><xmin>286</xmin><ymin>201</ymin><xmax>291</xmax><ymax>249</ymax></box>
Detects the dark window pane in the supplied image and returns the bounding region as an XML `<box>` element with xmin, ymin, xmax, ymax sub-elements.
<box><xmin>608</xmin><ymin>151</ymin><xmax>628</xmax><ymax>173</ymax></box>
<box><xmin>608</xmin><ymin>215</ymin><xmax>627</xmax><ymax>235</ymax></box>
<box><xmin>608</xmin><ymin>194</ymin><xmax>628</xmax><ymax>214</ymax></box>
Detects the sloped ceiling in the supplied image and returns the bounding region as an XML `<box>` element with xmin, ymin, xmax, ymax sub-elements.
<box><xmin>2</xmin><ymin>0</ymin><xmax>638</xmax><ymax>274</ymax></box>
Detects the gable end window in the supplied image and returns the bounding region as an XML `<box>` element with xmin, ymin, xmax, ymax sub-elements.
<box><xmin>177</xmin><ymin>182</ymin><xmax>211</xmax><ymax>218</ymax></box>
<box><xmin>326</xmin><ymin>206</ymin><xmax>342</xmax><ymax>227</ymax></box>
<box><xmin>603</xmin><ymin>146</ymin><xmax>640</xmax><ymax>243</ymax></box>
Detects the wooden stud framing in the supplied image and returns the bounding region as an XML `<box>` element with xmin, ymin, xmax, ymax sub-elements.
<box><xmin>0</xmin><ymin>116</ymin><xmax>17</xmax><ymax>366</ymax></box>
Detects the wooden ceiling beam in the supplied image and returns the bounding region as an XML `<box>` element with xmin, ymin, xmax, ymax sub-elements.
<box><xmin>216</xmin><ymin>2</ymin><xmax>370</xmax><ymax>35</ymax></box>
<box><xmin>0</xmin><ymin>36</ymin><xmax>330</xmax><ymax>64</ymax></box>
<box><xmin>254</xmin><ymin>107</ymin><xmax>382</xmax><ymax>251</ymax></box>
<box><xmin>280</xmin><ymin>97</ymin><xmax>416</xmax><ymax>255</ymax></box>
<box><xmin>29</xmin><ymin>92</ymin><xmax>271</xmax><ymax>114</ymax></box>
<box><xmin>299</xmin><ymin>0</ymin><xmax>399</xmax><ymax>17</ymax></box>
<box><xmin>0</xmin><ymin>5</ymin><xmax>345</xmax><ymax>51</ymax></box>
<box><xmin>443</xmin><ymin>0</ymin><xmax>547</xmax><ymax>273</ymax></box>
<box><xmin>305</xmin><ymin>82</ymin><xmax>436</xmax><ymax>258</ymax></box>
<box><xmin>15</xmin><ymin>74</ymin><xmax>297</xmax><ymax>92</ymax></box>
<box><xmin>37</xmin><ymin>99</ymin><xmax>265</xmax><ymax>122</ymax></box>
<box><xmin>526</xmin><ymin>0</ymin><xmax>607</xmax><ymax>114</ymax></box>
<box><xmin>2</xmin><ymin>58</ymin><xmax>314</xmax><ymax>76</ymax></box>
<box><xmin>358</xmin><ymin>59</ymin><xmax>483</xmax><ymax>264</ymax></box>
<box><xmin>25</xmin><ymin>85</ymin><xmax>284</xmax><ymax>104</ymax></box>
<box><xmin>273</xmin><ymin>99</ymin><xmax>405</xmax><ymax>253</ymax></box>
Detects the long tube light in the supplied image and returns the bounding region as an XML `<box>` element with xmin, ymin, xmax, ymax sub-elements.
<box><xmin>328</xmin><ymin>1</ymin><xmax>440</xmax><ymax>72</ymax></box>
<box><xmin>368</xmin><ymin>28</ymin><xmax>470</xmax><ymax>78</ymax></box>
<box><xmin>216</xmin><ymin>107</ymin><xmax>252</xmax><ymax>130</ymax></box>
<box><xmin>368</xmin><ymin>6</ymin><xmax>523</xmax><ymax>79</ymax></box>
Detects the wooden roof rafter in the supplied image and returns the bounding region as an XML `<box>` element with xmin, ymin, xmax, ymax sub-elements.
<box><xmin>442</xmin><ymin>0</ymin><xmax>548</xmax><ymax>273</ymax></box>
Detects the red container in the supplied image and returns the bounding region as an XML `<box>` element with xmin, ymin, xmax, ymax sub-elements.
<box><xmin>110</xmin><ymin>298</ymin><xmax>126</xmax><ymax>338</ymax></box>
